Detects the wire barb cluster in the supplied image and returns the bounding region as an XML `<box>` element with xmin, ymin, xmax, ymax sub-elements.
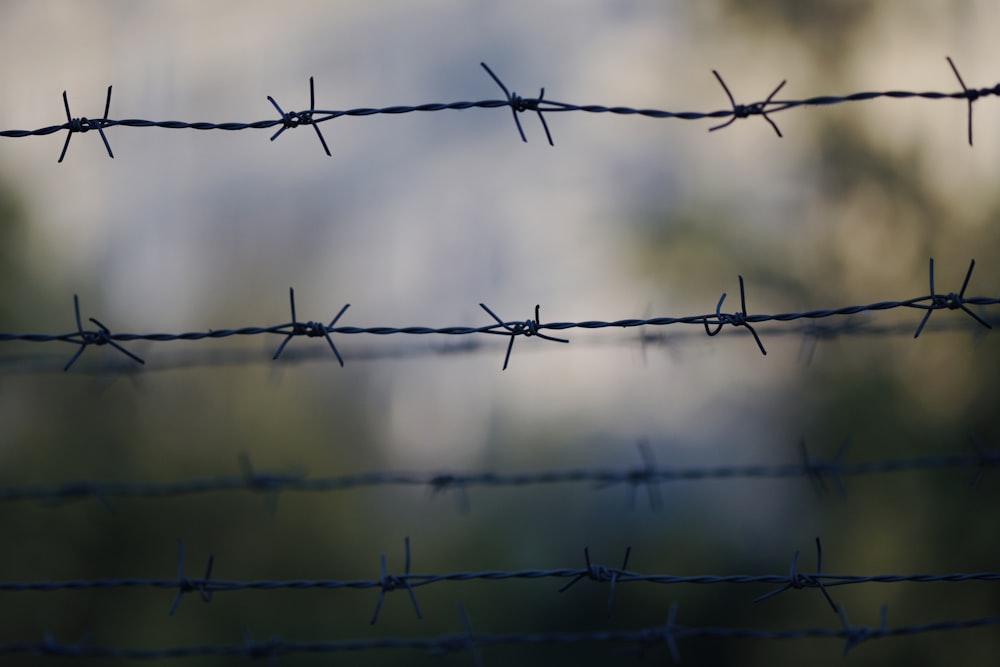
<box><xmin>3</xmin><ymin>57</ymin><xmax>997</xmax><ymax>160</ymax></box>
<box><xmin>0</xmin><ymin>258</ymin><xmax>994</xmax><ymax>371</ymax></box>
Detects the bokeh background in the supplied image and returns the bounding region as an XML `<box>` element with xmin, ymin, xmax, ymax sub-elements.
<box><xmin>1</xmin><ymin>1</ymin><xmax>999</xmax><ymax>665</ymax></box>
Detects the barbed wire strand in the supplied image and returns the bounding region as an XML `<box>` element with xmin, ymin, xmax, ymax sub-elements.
<box><xmin>1</xmin><ymin>312</ymin><xmax>995</xmax><ymax>375</ymax></box>
<box><xmin>1</xmin><ymin>436</ymin><xmax>996</xmax><ymax>508</ymax></box>
<box><xmin>3</xmin><ymin>537</ymin><xmax>999</xmax><ymax>625</ymax></box>
<box><xmin>2</xmin><ymin>57</ymin><xmax>997</xmax><ymax>161</ymax></box>
<box><xmin>2</xmin><ymin>606</ymin><xmax>998</xmax><ymax>662</ymax></box>
<box><xmin>0</xmin><ymin>258</ymin><xmax>995</xmax><ymax>371</ymax></box>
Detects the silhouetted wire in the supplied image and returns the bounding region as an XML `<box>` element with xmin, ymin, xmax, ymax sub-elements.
<box><xmin>2</xmin><ymin>57</ymin><xmax>996</xmax><ymax>160</ymax></box>
<box><xmin>10</xmin><ymin>538</ymin><xmax>995</xmax><ymax>622</ymax></box>
<box><xmin>0</xmin><ymin>259</ymin><xmax>994</xmax><ymax>371</ymax></box>
<box><xmin>0</xmin><ymin>313</ymin><xmax>993</xmax><ymax>375</ymax></box>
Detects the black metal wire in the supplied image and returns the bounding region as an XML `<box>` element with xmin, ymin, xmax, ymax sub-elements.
<box><xmin>0</xmin><ymin>259</ymin><xmax>994</xmax><ymax>371</ymax></box>
<box><xmin>2</xmin><ymin>434</ymin><xmax>995</xmax><ymax>516</ymax></box>
<box><xmin>2</xmin><ymin>57</ymin><xmax>996</xmax><ymax>160</ymax></box>
<box><xmin>5</xmin><ymin>538</ymin><xmax>997</xmax><ymax>621</ymax></box>
<box><xmin>1</xmin><ymin>607</ymin><xmax>997</xmax><ymax>661</ymax></box>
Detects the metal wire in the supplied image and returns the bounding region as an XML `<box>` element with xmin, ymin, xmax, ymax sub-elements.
<box><xmin>1</xmin><ymin>606</ymin><xmax>997</xmax><ymax>662</ymax></box>
<box><xmin>0</xmin><ymin>259</ymin><xmax>994</xmax><ymax>371</ymax></box>
<box><xmin>2</xmin><ymin>538</ymin><xmax>998</xmax><ymax>624</ymax></box>
<box><xmin>2</xmin><ymin>57</ymin><xmax>996</xmax><ymax>161</ymax></box>
<box><xmin>1</xmin><ymin>437</ymin><xmax>995</xmax><ymax>508</ymax></box>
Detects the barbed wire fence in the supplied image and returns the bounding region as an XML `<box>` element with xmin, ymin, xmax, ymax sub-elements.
<box><xmin>1</xmin><ymin>58</ymin><xmax>997</xmax><ymax>162</ymax></box>
<box><xmin>2</xmin><ymin>56</ymin><xmax>1000</xmax><ymax>664</ymax></box>
<box><xmin>2</xmin><ymin>533</ymin><xmax>999</xmax><ymax>661</ymax></box>
<box><xmin>2</xmin><ymin>433</ymin><xmax>997</xmax><ymax>659</ymax></box>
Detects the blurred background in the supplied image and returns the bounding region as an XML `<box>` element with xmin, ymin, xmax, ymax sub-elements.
<box><xmin>1</xmin><ymin>0</ymin><xmax>999</xmax><ymax>664</ymax></box>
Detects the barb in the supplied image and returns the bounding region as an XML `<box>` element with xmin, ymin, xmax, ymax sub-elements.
<box><xmin>62</xmin><ymin>295</ymin><xmax>144</xmax><ymax>371</ymax></box>
<box><xmin>4</xmin><ymin>58</ymin><xmax>998</xmax><ymax>159</ymax></box>
<box><xmin>431</xmin><ymin>604</ymin><xmax>484</xmax><ymax>667</ymax></box>
<box><xmin>271</xmin><ymin>288</ymin><xmax>349</xmax><ymax>366</ymax></box>
<box><xmin>3</xmin><ymin>609</ymin><xmax>998</xmax><ymax>660</ymax></box>
<box><xmin>58</xmin><ymin>86</ymin><xmax>114</xmax><ymax>162</ymax></box>
<box><xmin>800</xmin><ymin>438</ymin><xmax>849</xmax><ymax>498</ymax></box>
<box><xmin>557</xmin><ymin>546</ymin><xmax>632</xmax><ymax>617</ymax></box>
<box><xmin>1</xmin><ymin>437</ymin><xmax>996</xmax><ymax>505</ymax></box>
<box><xmin>479</xmin><ymin>303</ymin><xmax>569</xmax><ymax>370</ymax></box>
<box><xmin>2</xmin><ymin>261</ymin><xmax>995</xmax><ymax>371</ymax></box>
<box><xmin>370</xmin><ymin>537</ymin><xmax>423</xmax><ymax>625</ymax></box>
<box><xmin>913</xmin><ymin>258</ymin><xmax>992</xmax><ymax>338</ymax></box>
<box><xmin>709</xmin><ymin>71</ymin><xmax>786</xmax><ymax>136</ymax></box>
<box><xmin>480</xmin><ymin>62</ymin><xmax>554</xmax><ymax>145</ymax></box>
<box><xmin>617</xmin><ymin>439</ymin><xmax>664</xmax><ymax>510</ymax></box>
<box><xmin>704</xmin><ymin>274</ymin><xmax>767</xmax><ymax>355</ymax></box>
<box><xmin>837</xmin><ymin>604</ymin><xmax>889</xmax><ymax>655</ymax></box>
<box><xmin>946</xmin><ymin>57</ymin><xmax>982</xmax><ymax>146</ymax></box>
<box><xmin>168</xmin><ymin>540</ymin><xmax>214</xmax><ymax>616</ymax></box>
<box><xmin>267</xmin><ymin>76</ymin><xmax>331</xmax><ymax>156</ymax></box>
<box><xmin>753</xmin><ymin>538</ymin><xmax>837</xmax><ymax>611</ymax></box>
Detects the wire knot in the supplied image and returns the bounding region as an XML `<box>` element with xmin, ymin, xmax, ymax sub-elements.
<box><xmin>280</xmin><ymin>109</ymin><xmax>313</xmax><ymax>130</ymax></box>
<box><xmin>936</xmin><ymin>291</ymin><xmax>965</xmax><ymax>311</ymax></box>
<box><xmin>717</xmin><ymin>310</ymin><xmax>748</xmax><ymax>327</ymax></box>
<box><xmin>66</xmin><ymin>116</ymin><xmax>94</xmax><ymax>134</ymax></box>
<box><xmin>79</xmin><ymin>319</ymin><xmax>114</xmax><ymax>346</ymax></box>
<box><xmin>297</xmin><ymin>320</ymin><xmax>328</xmax><ymax>337</ymax></box>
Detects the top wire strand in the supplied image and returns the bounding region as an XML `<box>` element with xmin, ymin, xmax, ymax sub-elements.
<box><xmin>2</xmin><ymin>57</ymin><xmax>996</xmax><ymax>160</ymax></box>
